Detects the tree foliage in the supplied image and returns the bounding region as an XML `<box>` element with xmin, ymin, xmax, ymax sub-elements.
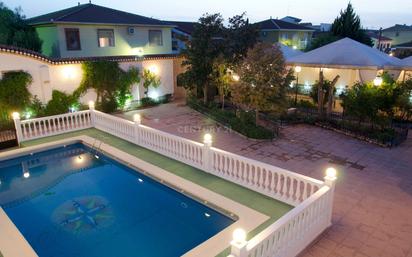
<box><xmin>341</xmin><ymin>74</ymin><xmax>412</xmax><ymax>124</ymax></box>
<box><xmin>0</xmin><ymin>2</ymin><xmax>42</xmax><ymax>52</ymax></box>
<box><xmin>231</xmin><ymin>43</ymin><xmax>293</xmax><ymax>124</ymax></box>
<box><xmin>306</xmin><ymin>3</ymin><xmax>372</xmax><ymax>50</ymax></box>
<box><xmin>178</xmin><ymin>13</ymin><xmax>258</xmax><ymax>104</ymax></box>
<box><xmin>0</xmin><ymin>71</ymin><xmax>32</xmax><ymax>120</ymax></box>
<box><xmin>142</xmin><ymin>69</ymin><xmax>161</xmax><ymax>96</ymax></box>
<box><xmin>331</xmin><ymin>3</ymin><xmax>372</xmax><ymax>46</ymax></box>
<box><xmin>77</xmin><ymin>61</ymin><xmax>140</xmax><ymax>112</ymax></box>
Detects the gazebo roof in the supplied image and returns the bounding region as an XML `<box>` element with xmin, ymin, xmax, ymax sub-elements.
<box><xmin>287</xmin><ymin>37</ymin><xmax>402</xmax><ymax>70</ymax></box>
<box><xmin>276</xmin><ymin>43</ymin><xmax>303</xmax><ymax>61</ymax></box>
<box><xmin>401</xmin><ymin>56</ymin><xmax>412</xmax><ymax>70</ymax></box>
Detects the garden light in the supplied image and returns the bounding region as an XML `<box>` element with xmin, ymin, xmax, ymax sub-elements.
<box><xmin>148</xmin><ymin>90</ymin><xmax>159</xmax><ymax>100</ymax></box>
<box><xmin>373</xmin><ymin>76</ymin><xmax>383</xmax><ymax>86</ymax></box>
<box><xmin>295</xmin><ymin>66</ymin><xmax>302</xmax><ymax>73</ymax></box>
<box><xmin>88</xmin><ymin>101</ymin><xmax>95</xmax><ymax>109</ymax></box>
<box><xmin>203</xmin><ymin>133</ymin><xmax>212</xmax><ymax>146</ymax></box>
<box><xmin>12</xmin><ymin>112</ymin><xmax>20</xmax><ymax>120</ymax></box>
<box><xmin>325</xmin><ymin>167</ymin><xmax>337</xmax><ymax>179</ymax></box>
<box><xmin>232</xmin><ymin>74</ymin><xmax>240</xmax><ymax>82</ymax></box>
<box><xmin>133</xmin><ymin>113</ymin><xmax>141</xmax><ymax>123</ymax></box>
<box><xmin>232</xmin><ymin>228</ymin><xmax>247</xmax><ymax>244</ymax></box>
<box><xmin>293</xmin><ymin>45</ymin><xmax>298</xmax><ymax>50</ymax></box>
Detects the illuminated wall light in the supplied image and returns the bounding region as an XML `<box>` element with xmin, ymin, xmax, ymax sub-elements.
<box><xmin>292</xmin><ymin>45</ymin><xmax>298</xmax><ymax>50</ymax></box>
<box><xmin>325</xmin><ymin>167</ymin><xmax>337</xmax><ymax>179</ymax></box>
<box><xmin>294</xmin><ymin>66</ymin><xmax>302</xmax><ymax>73</ymax></box>
<box><xmin>148</xmin><ymin>65</ymin><xmax>159</xmax><ymax>75</ymax></box>
<box><xmin>203</xmin><ymin>133</ymin><xmax>212</xmax><ymax>146</ymax></box>
<box><xmin>373</xmin><ymin>76</ymin><xmax>383</xmax><ymax>86</ymax></box>
<box><xmin>62</xmin><ymin>66</ymin><xmax>76</xmax><ymax>80</ymax></box>
<box><xmin>88</xmin><ymin>101</ymin><xmax>95</xmax><ymax>109</ymax></box>
<box><xmin>133</xmin><ymin>47</ymin><xmax>144</xmax><ymax>57</ymax></box>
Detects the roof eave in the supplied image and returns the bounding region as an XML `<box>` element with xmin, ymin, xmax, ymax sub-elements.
<box><xmin>30</xmin><ymin>21</ymin><xmax>175</xmax><ymax>28</ymax></box>
<box><xmin>285</xmin><ymin>62</ymin><xmax>403</xmax><ymax>71</ymax></box>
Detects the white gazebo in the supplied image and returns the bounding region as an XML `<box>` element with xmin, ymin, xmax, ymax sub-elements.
<box><xmin>400</xmin><ymin>56</ymin><xmax>412</xmax><ymax>81</ymax></box>
<box><xmin>277</xmin><ymin>43</ymin><xmax>303</xmax><ymax>61</ymax></box>
<box><xmin>287</xmin><ymin>37</ymin><xmax>403</xmax><ymax>88</ymax></box>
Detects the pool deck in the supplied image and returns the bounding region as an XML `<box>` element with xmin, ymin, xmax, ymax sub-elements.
<box><xmin>20</xmin><ymin>129</ymin><xmax>293</xmax><ymax>257</ymax></box>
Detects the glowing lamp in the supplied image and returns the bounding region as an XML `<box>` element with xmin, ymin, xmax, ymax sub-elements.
<box><xmin>23</xmin><ymin>171</ymin><xmax>30</xmax><ymax>178</ymax></box>
<box><xmin>325</xmin><ymin>167</ymin><xmax>337</xmax><ymax>179</ymax></box>
<box><xmin>149</xmin><ymin>65</ymin><xmax>159</xmax><ymax>75</ymax></box>
<box><xmin>88</xmin><ymin>101</ymin><xmax>95</xmax><ymax>109</ymax></box>
<box><xmin>373</xmin><ymin>76</ymin><xmax>383</xmax><ymax>86</ymax></box>
<box><xmin>232</xmin><ymin>74</ymin><xmax>240</xmax><ymax>82</ymax></box>
<box><xmin>203</xmin><ymin>133</ymin><xmax>212</xmax><ymax>146</ymax></box>
<box><xmin>148</xmin><ymin>91</ymin><xmax>159</xmax><ymax>100</ymax></box>
<box><xmin>12</xmin><ymin>112</ymin><xmax>20</xmax><ymax>120</ymax></box>
<box><xmin>133</xmin><ymin>113</ymin><xmax>141</xmax><ymax>124</ymax></box>
<box><xmin>62</xmin><ymin>66</ymin><xmax>76</xmax><ymax>79</ymax></box>
<box><xmin>232</xmin><ymin>228</ymin><xmax>247</xmax><ymax>244</ymax></box>
<box><xmin>292</xmin><ymin>45</ymin><xmax>298</xmax><ymax>50</ymax></box>
<box><xmin>295</xmin><ymin>66</ymin><xmax>302</xmax><ymax>73</ymax></box>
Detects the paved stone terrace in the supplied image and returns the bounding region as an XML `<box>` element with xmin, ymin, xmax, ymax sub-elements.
<box><xmin>120</xmin><ymin>102</ymin><xmax>412</xmax><ymax>257</ymax></box>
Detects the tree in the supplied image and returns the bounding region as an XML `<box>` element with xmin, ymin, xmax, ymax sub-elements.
<box><xmin>178</xmin><ymin>13</ymin><xmax>258</xmax><ymax>104</ymax></box>
<box><xmin>0</xmin><ymin>2</ymin><xmax>42</xmax><ymax>52</ymax></box>
<box><xmin>306</xmin><ymin>2</ymin><xmax>372</xmax><ymax>50</ymax></box>
<box><xmin>179</xmin><ymin>13</ymin><xmax>224</xmax><ymax>104</ymax></box>
<box><xmin>212</xmin><ymin>57</ymin><xmax>232</xmax><ymax>110</ymax></box>
<box><xmin>142</xmin><ymin>69</ymin><xmax>161</xmax><ymax>97</ymax></box>
<box><xmin>231</xmin><ymin>43</ymin><xmax>293</xmax><ymax>124</ymax></box>
<box><xmin>223</xmin><ymin>13</ymin><xmax>259</xmax><ymax>65</ymax></box>
<box><xmin>330</xmin><ymin>3</ymin><xmax>372</xmax><ymax>46</ymax></box>
<box><xmin>77</xmin><ymin>61</ymin><xmax>140</xmax><ymax>112</ymax></box>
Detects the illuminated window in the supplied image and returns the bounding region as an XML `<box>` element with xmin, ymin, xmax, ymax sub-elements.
<box><xmin>98</xmin><ymin>29</ymin><xmax>115</xmax><ymax>47</ymax></box>
<box><xmin>65</xmin><ymin>28</ymin><xmax>81</xmax><ymax>51</ymax></box>
<box><xmin>149</xmin><ymin>30</ymin><xmax>163</xmax><ymax>46</ymax></box>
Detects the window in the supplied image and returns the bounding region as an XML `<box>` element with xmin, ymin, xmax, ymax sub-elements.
<box><xmin>149</xmin><ymin>30</ymin><xmax>163</xmax><ymax>46</ymax></box>
<box><xmin>172</xmin><ymin>40</ymin><xmax>178</xmax><ymax>51</ymax></box>
<box><xmin>65</xmin><ymin>28</ymin><xmax>81</xmax><ymax>51</ymax></box>
<box><xmin>98</xmin><ymin>29</ymin><xmax>115</xmax><ymax>47</ymax></box>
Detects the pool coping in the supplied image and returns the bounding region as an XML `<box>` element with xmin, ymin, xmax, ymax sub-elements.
<box><xmin>0</xmin><ymin>136</ymin><xmax>269</xmax><ymax>257</ymax></box>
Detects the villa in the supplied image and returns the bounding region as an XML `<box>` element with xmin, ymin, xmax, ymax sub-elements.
<box><xmin>255</xmin><ymin>18</ymin><xmax>314</xmax><ymax>50</ymax></box>
<box><xmin>27</xmin><ymin>3</ymin><xmax>175</xmax><ymax>58</ymax></box>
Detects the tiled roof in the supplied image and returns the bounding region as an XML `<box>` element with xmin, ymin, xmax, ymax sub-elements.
<box><xmin>27</xmin><ymin>3</ymin><xmax>172</xmax><ymax>27</ymax></box>
<box><xmin>382</xmin><ymin>24</ymin><xmax>412</xmax><ymax>32</ymax></box>
<box><xmin>366</xmin><ymin>32</ymin><xmax>393</xmax><ymax>41</ymax></box>
<box><xmin>167</xmin><ymin>21</ymin><xmax>198</xmax><ymax>35</ymax></box>
<box><xmin>255</xmin><ymin>19</ymin><xmax>314</xmax><ymax>31</ymax></box>
<box><xmin>0</xmin><ymin>44</ymin><xmax>178</xmax><ymax>65</ymax></box>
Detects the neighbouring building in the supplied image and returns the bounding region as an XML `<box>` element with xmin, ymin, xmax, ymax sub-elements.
<box><xmin>166</xmin><ymin>21</ymin><xmax>197</xmax><ymax>54</ymax></box>
<box><xmin>382</xmin><ymin>24</ymin><xmax>412</xmax><ymax>46</ymax></box>
<box><xmin>255</xmin><ymin>18</ymin><xmax>314</xmax><ymax>50</ymax></box>
<box><xmin>27</xmin><ymin>3</ymin><xmax>175</xmax><ymax>58</ymax></box>
<box><xmin>392</xmin><ymin>41</ymin><xmax>412</xmax><ymax>59</ymax></box>
<box><xmin>367</xmin><ymin>31</ymin><xmax>393</xmax><ymax>52</ymax></box>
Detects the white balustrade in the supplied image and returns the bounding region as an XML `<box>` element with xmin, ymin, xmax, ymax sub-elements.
<box><xmin>17</xmin><ymin>111</ymin><xmax>92</xmax><ymax>142</ymax></box>
<box><xmin>13</xmin><ymin>107</ymin><xmax>336</xmax><ymax>257</ymax></box>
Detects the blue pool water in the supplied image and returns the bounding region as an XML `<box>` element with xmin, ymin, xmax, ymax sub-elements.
<box><xmin>0</xmin><ymin>143</ymin><xmax>234</xmax><ymax>257</ymax></box>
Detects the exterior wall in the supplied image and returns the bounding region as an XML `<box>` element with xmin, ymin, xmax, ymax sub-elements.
<box><xmin>36</xmin><ymin>23</ymin><xmax>173</xmax><ymax>58</ymax></box>
<box><xmin>382</xmin><ymin>30</ymin><xmax>412</xmax><ymax>45</ymax></box>
<box><xmin>259</xmin><ymin>30</ymin><xmax>312</xmax><ymax>49</ymax></box>
<box><xmin>0</xmin><ymin>52</ymin><xmax>176</xmax><ymax>105</ymax></box>
<box><xmin>35</xmin><ymin>26</ymin><xmax>60</xmax><ymax>57</ymax></box>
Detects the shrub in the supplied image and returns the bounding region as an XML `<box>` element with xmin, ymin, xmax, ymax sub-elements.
<box><xmin>0</xmin><ymin>71</ymin><xmax>32</xmax><ymax>120</ymax></box>
<box><xmin>44</xmin><ymin>90</ymin><xmax>78</xmax><ymax>116</ymax></box>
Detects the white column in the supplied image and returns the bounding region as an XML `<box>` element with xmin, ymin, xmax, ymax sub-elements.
<box><xmin>324</xmin><ymin>167</ymin><xmax>337</xmax><ymax>227</ymax></box>
<box><xmin>203</xmin><ymin>133</ymin><xmax>212</xmax><ymax>172</ymax></box>
<box><xmin>133</xmin><ymin>114</ymin><xmax>141</xmax><ymax>145</ymax></box>
<box><xmin>230</xmin><ymin>229</ymin><xmax>248</xmax><ymax>257</ymax></box>
<box><xmin>12</xmin><ymin>112</ymin><xmax>23</xmax><ymax>145</ymax></box>
<box><xmin>89</xmin><ymin>101</ymin><xmax>96</xmax><ymax>127</ymax></box>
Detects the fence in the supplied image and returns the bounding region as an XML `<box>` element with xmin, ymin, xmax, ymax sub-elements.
<box><xmin>12</xmin><ymin>106</ymin><xmax>336</xmax><ymax>257</ymax></box>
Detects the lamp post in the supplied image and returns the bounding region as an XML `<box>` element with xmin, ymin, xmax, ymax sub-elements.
<box><xmin>294</xmin><ymin>66</ymin><xmax>302</xmax><ymax>106</ymax></box>
<box><xmin>373</xmin><ymin>76</ymin><xmax>383</xmax><ymax>87</ymax></box>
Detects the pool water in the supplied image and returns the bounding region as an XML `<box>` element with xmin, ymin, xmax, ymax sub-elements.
<box><xmin>0</xmin><ymin>143</ymin><xmax>234</xmax><ymax>257</ymax></box>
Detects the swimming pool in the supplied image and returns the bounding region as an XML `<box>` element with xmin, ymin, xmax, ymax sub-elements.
<box><xmin>0</xmin><ymin>143</ymin><xmax>235</xmax><ymax>257</ymax></box>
